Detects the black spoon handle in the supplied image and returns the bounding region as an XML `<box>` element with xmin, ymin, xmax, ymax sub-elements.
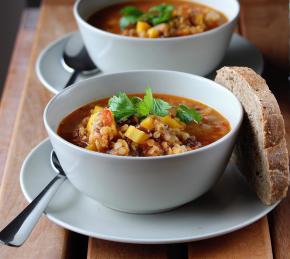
<box><xmin>65</xmin><ymin>70</ymin><xmax>81</xmax><ymax>88</ymax></box>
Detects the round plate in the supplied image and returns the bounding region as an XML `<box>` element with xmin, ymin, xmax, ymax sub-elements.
<box><xmin>36</xmin><ymin>32</ymin><xmax>264</xmax><ymax>95</ymax></box>
<box><xmin>20</xmin><ymin>139</ymin><xmax>276</xmax><ymax>244</ymax></box>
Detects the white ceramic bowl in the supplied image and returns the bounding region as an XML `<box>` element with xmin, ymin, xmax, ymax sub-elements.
<box><xmin>44</xmin><ymin>70</ymin><xmax>243</xmax><ymax>213</ymax></box>
<box><xmin>74</xmin><ymin>0</ymin><xmax>239</xmax><ymax>76</ymax></box>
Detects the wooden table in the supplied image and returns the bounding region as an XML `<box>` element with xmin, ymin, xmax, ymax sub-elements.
<box><xmin>0</xmin><ymin>0</ymin><xmax>289</xmax><ymax>258</ymax></box>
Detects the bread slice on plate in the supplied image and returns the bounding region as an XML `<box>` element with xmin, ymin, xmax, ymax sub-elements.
<box><xmin>215</xmin><ymin>66</ymin><xmax>289</xmax><ymax>205</ymax></box>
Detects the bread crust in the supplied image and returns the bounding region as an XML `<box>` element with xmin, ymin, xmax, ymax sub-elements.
<box><xmin>215</xmin><ymin>66</ymin><xmax>289</xmax><ymax>205</ymax></box>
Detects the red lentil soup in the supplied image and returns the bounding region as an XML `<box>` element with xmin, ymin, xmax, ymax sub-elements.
<box><xmin>87</xmin><ymin>0</ymin><xmax>227</xmax><ymax>38</ymax></box>
<box><xmin>58</xmin><ymin>92</ymin><xmax>230</xmax><ymax>157</ymax></box>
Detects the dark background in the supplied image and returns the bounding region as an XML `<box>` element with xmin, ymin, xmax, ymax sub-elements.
<box><xmin>0</xmin><ymin>0</ymin><xmax>41</xmax><ymax>95</ymax></box>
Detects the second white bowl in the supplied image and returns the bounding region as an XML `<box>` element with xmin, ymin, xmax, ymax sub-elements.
<box><xmin>74</xmin><ymin>0</ymin><xmax>240</xmax><ymax>76</ymax></box>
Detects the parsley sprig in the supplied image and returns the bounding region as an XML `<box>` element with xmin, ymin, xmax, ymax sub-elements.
<box><xmin>119</xmin><ymin>4</ymin><xmax>174</xmax><ymax>30</ymax></box>
<box><xmin>108</xmin><ymin>87</ymin><xmax>202</xmax><ymax>124</ymax></box>
<box><xmin>119</xmin><ymin>6</ymin><xmax>144</xmax><ymax>29</ymax></box>
<box><xmin>176</xmin><ymin>104</ymin><xmax>202</xmax><ymax>124</ymax></box>
<box><xmin>108</xmin><ymin>87</ymin><xmax>171</xmax><ymax>122</ymax></box>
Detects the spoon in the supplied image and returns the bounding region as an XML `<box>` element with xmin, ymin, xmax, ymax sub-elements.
<box><xmin>62</xmin><ymin>32</ymin><xmax>99</xmax><ymax>88</ymax></box>
<box><xmin>0</xmin><ymin>151</ymin><xmax>66</xmax><ymax>247</ymax></box>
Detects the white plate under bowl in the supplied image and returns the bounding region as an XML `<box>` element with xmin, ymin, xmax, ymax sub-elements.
<box><xmin>20</xmin><ymin>139</ymin><xmax>276</xmax><ymax>244</ymax></box>
<box><xmin>36</xmin><ymin>32</ymin><xmax>263</xmax><ymax>95</ymax></box>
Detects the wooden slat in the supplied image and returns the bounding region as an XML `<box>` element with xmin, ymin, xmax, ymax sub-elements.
<box><xmin>262</xmin><ymin>66</ymin><xmax>290</xmax><ymax>259</ymax></box>
<box><xmin>0</xmin><ymin>9</ymin><xmax>38</xmax><ymax>186</ymax></box>
<box><xmin>239</xmin><ymin>0</ymin><xmax>288</xmax><ymax>69</ymax></box>
<box><xmin>239</xmin><ymin>0</ymin><xmax>290</xmax><ymax>257</ymax></box>
<box><xmin>188</xmin><ymin>218</ymin><xmax>272</xmax><ymax>259</ymax></box>
<box><xmin>87</xmin><ymin>240</ymin><xmax>168</xmax><ymax>259</ymax></box>
<box><xmin>0</xmin><ymin>0</ymin><xmax>76</xmax><ymax>258</ymax></box>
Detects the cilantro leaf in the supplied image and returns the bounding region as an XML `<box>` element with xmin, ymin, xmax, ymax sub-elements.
<box><xmin>130</xmin><ymin>96</ymin><xmax>142</xmax><ymax>105</ymax></box>
<box><xmin>151</xmin><ymin>11</ymin><xmax>172</xmax><ymax>25</ymax></box>
<box><xmin>153</xmin><ymin>99</ymin><xmax>171</xmax><ymax>116</ymax></box>
<box><xmin>108</xmin><ymin>92</ymin><xmax>135</xmax><ymax>122</ymax></box>
<box><xmin>120</xmin><ymin>6</ymin><xmax>143</xmax><ymax>29</ymax></box>
<box><xmin>136</xmin><ymin>87</ymin><xmax>154</xmax><ymax>117</ymax></box>
<box><xmin>136</xmin><ymin>101</ymin><xmax>151</xmax><ymax>117</ymax></box>
<box><xmin>143</xmin><ymin>87</ymin><xmax>154</xmax><ymax>111</ymax></box>
<box><xmin>121</xmin><ymin>6</ymin><xmax>143</xmax><ymax>16</ymax></box>
<box><xmin>176</xmin><ymin>104</ymin><xmax>202</xmax><ymax>124</ymax></box>
<box><xmin>149</xmin><ymin>4</ymin><xmax>174</xmax><ymax>13</ymax></box>
<box><xmin>108</xmin><ymin>87</ymin><xmax>172</xmax><ymax>121</ymax></box>
<box><xmin>144</xmin><ymin>4</ymin><xmax>174</xmax><ymax>26</ymax></box>
<box><xmin>120</xmin><ymin>16</ymin><xmax>139</xmax><ymax>29</ymax></box>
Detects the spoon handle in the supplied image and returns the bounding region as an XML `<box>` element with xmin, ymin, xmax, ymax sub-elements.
<box><xmin>0</xmin><ymin>174</ymin><xmax>65</xmax><ymax>247</ymax></box>
<box><xmin>64</xmin><ymin>70</ymin><xmax>81</xmax><ymax>88</ymax></box>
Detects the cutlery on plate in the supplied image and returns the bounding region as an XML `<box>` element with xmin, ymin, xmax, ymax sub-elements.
<box><xmin>0</xmin><ymin>151</ymin><xmax>66</xmax><ymax>247</ymax></box>
<box><xmin>62</xmin><ymin>32</ymin><xmax>99</xmax><ymax>88</ymax></box>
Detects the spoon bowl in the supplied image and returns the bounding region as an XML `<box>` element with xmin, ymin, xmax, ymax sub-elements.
<box><xmin>62</xmin><ymin>32</ymin><xmax>99</xmax><ymax>87</ymax></box>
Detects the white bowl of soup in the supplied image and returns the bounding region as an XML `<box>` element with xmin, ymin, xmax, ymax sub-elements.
<box><xmin>74</xmin><ymin>0</ymin><xmax>240</xmax><ymax>75</ymax></box>
<box><xmin>44</xmin><ymin>70</ymin><xmax>243</xmax><ymax>213</ymax></box>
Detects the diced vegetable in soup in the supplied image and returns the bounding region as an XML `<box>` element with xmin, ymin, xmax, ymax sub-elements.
<box><xmin>88</xmin><ymin>0</ymin><xmax>227</xmax><ymax>38</ymax></box>
<box><xmin>58</xmin><ymin>88</ymin><xmax>230</xmax><ymax>157</ymax></box>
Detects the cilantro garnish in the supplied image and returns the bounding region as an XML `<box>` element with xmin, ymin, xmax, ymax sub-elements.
<box><xmin>153</xmin><ymin>99</ymin><xmax>171</xmax><ymax>116</ymax></box>
<box><xmin>146</xmin><ymin>4</ymin><xmax>174</xmax><ymax>26</ymax></box>
<box><xmin>108</xmin><ymin>92</ymin><xmax>135</xmax><ymax>122</ymax></box>
<box><xmin>108</xmin><ymin>87</ymin><xmax>171</xmax><ymax>121</ymax></box>
<box><xmin>119</xmin><ymin>6</ymin><xmax>143</xmax><ymax>29</ymax></box>
<box><xmin>176</xmin><ymin>104</ymin><xmax>202</xmax><ymax>124</ymax></box>
<box><xmin>119</xmin><ymin>4</ymin><xmax>174</xmax><ymax>30</ymax></box>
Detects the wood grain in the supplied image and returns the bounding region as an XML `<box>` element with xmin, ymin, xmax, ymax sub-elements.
<box><xmin>0</xmin><ymin>9</ymin><xmax>38</xmax><ymax>187</ymax></box>
<box><xmin>0</xmin><ymin>0</ymin><xmax>76</xmax><ymax>258</ymax></box>
<box><xmin>87</xmin><ymin>240</ymin><xmax>168</xmax><ymax>259</ymax></box>
<box><xmin>239</xmin><ymin>0</ymin><xmax>288</xmax><ymax>69</ymax></box>
<box><xmin>0</xmin><ymin>0</ymin><xmax>288</xmax><ymax>258</ymax></box>
<box><xmin>262</xmin><ymin>66</ymin><xmax>290</xmax><ymax>259</ymax></box>
<box><xmin>188</xmin><ymin>218</ymin><xmax>273</xmax><ymax>259</ymax></box>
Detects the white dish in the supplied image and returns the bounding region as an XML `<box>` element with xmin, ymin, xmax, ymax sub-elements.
<box><xmin>74</xmin><ymin>0</ymin><xmax>239</xmax><ymax>75</ymax></box>
<box><xmin>44</xmin><ymin>70</ymin><xmax>243</xmax><ymax>213</ymax></box>
<box><xmin>20</xmin><ymin>139</ymin><xmax>277</xmax><ymax>244</ymax></box>
<box><xmin>36</xmin><ymin>32</ymin><xmax>264</xmax><ymax>95</ymax></box>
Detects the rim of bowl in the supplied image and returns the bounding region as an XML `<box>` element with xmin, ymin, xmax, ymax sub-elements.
<box><xmin>73</xmin><ymin>0</ymin><xmax>240</xmax><ymax>42</ymax></box>
<box><xmin>44</xmin><ymin>70</ymin><xmax>243</xmax><ymax>161</ymax></box>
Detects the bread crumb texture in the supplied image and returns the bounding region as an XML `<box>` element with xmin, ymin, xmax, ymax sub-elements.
<box><xmin>215</xmin><ymin>66</ymin><xmax>289</xmax><ymax>205</ymax></box>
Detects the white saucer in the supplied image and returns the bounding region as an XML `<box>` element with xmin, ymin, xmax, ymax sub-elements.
<box><xmin>36</xmin><ymin>32</ymin><xmax>264</xmax><ymax>95</ymax></box>
<box><xmin>20</xmin><ymin>139</ymin><xmax>276</xmax><ymax>244</ymax></box>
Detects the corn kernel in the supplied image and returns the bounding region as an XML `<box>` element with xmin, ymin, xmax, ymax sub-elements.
<box><xmin>136</xmin><ymin>21</ymin><xmax>151</xmax><ymax>33</ymax></box>
<box><xmin>148</xmin><ymin>28</ymin><xmax>160</xmax><ymax>38</ymax></box>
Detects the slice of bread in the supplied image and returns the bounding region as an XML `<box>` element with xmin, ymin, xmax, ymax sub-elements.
<box><xmin>215</xmin><ymin>66</ymin><xmax>289</xmax><ymax>205</ymax></box>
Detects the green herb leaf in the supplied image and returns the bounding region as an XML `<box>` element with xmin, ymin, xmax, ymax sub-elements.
<box><xmin>143</xmin><ymin>87</ymin><xmax>154</xmax><ymax>111</ymax></box>
<box><xmin>176</xmin><ymin>104</ymin><xmax>202</xmax><ymax>124</ymax></box>
<box><xmin>108</xmin><ymin>87</ymin><xmax>172</xmax><ymax>121</ymax></box>
<box><xmin>130</xmin><ymin>96</ymin><xmax>142</xmax><ymax>105</ymax></box>
<box><xmin>108</xmin><ymin>92</ymin><xmax>135</xmax><ymax>122</ymax></box>
<box><xmin>151</xmin><ymin>11</ymin><xmax>172</xmax><ymax>25</ymax></box>
<box><xmin>149</xmin><ymin>4</ymin><xmax>174</xmax><ymax>13</ymax></box>
<box><xmin>144</xmin><ymin>4</ymin><xmax>174</xmax><ymax>25</ymax></box>
<box><xmin>136</xmin><ymin>87</ymin><xmax>153</xmax><ymax>117</ymax></box>
<box><xmin>120</xmin><ymin>6</ymin><xmax>143</xmax><ymax>29</ymax></box>
<box><xmin>121</xmin><ymin>6</ymin><xmax>143</xmax><ymax>16</ymax></box>
<box><xmin>120</xmin><ymin>16</ymin><xmax>139</xmax><ymax>29</ymax></box>
<box><xmin>153</xmin><ymin>99</ymin><xmax>171</xmax><ymax>116</ymax></box>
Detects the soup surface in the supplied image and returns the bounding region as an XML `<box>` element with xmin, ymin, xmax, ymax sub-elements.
<box><xmin>88</xmin><ymin>0</ymin><xmax>227</xmax><ymax>38</ymax></box>
<box><xmin>58</xmin><ymin>89</ymin><xmax>230</xmax><ymax>157</ymax></box>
